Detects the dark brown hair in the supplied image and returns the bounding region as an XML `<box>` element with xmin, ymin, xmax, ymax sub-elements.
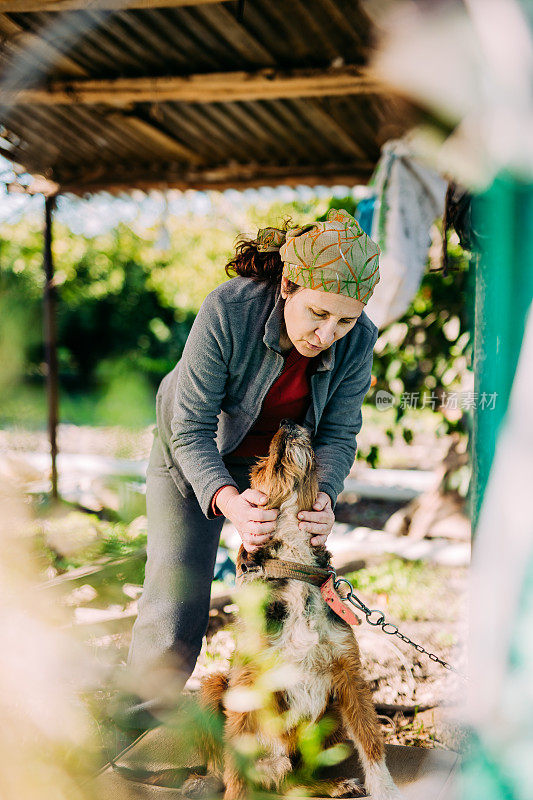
<box><xmin>225</xmin><ymin>219</ymin><xmax>305</xmax><ymax>290</ymax></box>
<box><xmin>225</xmin><ymin>238</ymin><xmax>284</xmax><ymax>286</ymax></box>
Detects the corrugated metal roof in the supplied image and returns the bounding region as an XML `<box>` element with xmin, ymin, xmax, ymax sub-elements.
<box><xmin>0</xmin><ymin>0</ymin><xmax>413</xmax><ymax>194</ymax></box>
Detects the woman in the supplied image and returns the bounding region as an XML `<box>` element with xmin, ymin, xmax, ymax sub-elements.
<box><xmin>118</xmin><ymin>208</ymin><xmax>380</xmax><ymax>736</ymax></box>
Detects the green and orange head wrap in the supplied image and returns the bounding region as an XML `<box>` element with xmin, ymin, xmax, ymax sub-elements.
<box><xmin>256</xmin><ymin>226</ymin><xmax>287</xmax><ymax>252</ymax></box>
<box><xmin>279</xmin><ymin>209</ymin><xmax>380</xmax><ymax>304</ymax></box>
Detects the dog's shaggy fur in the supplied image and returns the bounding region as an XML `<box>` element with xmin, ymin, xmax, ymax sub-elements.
<box><xmin>195</xmin><ymin>422</ymin><xmax>401</xmax><ymax>799</ymax></box>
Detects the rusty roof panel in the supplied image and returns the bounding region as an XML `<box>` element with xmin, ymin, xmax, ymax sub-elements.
<box><xmin>0</xmin><ymin>0</ymin><xmax>413</xmax><ymax>194</ymax></box>
<box><xmin>8</xmin><ymin>0</ymin><xmax>373</xmax><ymax>79</ymax></box>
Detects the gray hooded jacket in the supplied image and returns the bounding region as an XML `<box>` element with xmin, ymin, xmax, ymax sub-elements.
<box><xmin>156</xmin><ymin>276</ymin><xmax>378</xmax><ymax>518</ymax></box>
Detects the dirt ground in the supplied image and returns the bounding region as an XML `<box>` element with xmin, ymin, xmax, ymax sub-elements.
<box><xmin>190</xmin><ymin>562</ymin><xmax>468</xmax><ymax>753</ymax></box>
<box><xmin>3</xmin><ymin>421</ymin><xmax>469</xmax><ymax>756</ymax></box>
<box><xmin>94</xmin><ymin>492</ymin><xmax>468</xmax><ymax>756</ymax></box>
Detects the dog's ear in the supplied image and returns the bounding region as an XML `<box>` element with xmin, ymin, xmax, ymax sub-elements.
<box><xmin>250</xmin><ymin>457</ymin><xmax>288</xmax><ymax>509</ymax></box>
<box><xmin>296</xmin><ymin>466</ymin><xmax>319</xmax><ymax>514</ymax></box>
<box><xmin>249</xmin><ymin>456</ymin><xmax>268</xmax><ymax>497</ymax></box>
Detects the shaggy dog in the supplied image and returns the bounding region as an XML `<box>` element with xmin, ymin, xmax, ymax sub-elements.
<box><xmin>194</xmin><ymin>421</ymin><xmax>401</xmax><ymax>799</ymax></box>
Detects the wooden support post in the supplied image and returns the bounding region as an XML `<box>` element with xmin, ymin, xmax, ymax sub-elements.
<box><xmin>43</xmin><ymin>195</ymin><xmax>59</xmax><ymax>499</ymax></box>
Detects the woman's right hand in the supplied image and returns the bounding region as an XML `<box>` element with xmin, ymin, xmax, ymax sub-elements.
<box><xmin>216</xmin><ymin>487</ymin><xmax>278</xmax><ymax>553</ymax></box>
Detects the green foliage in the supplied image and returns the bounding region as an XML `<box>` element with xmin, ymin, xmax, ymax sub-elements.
<box><xmin>0</xmin><ymin>195</ymin><xmax>473</xmax><ymax>440</ymax></box>
<box><xmin>0</xmin><ymin>198</ymin><xmax>327</xmax><ymax>403</ymax></box>
<box><xmin>0</xmin><ymin>279</ymin><xmax>35</xmax><ymax>393</ymax></box>
<box><xmin>346</xmin><ymin>557</ymin><xmax>457</xmax><ymax>622</ymax></box>
<box><xmin>368</xmin><ymin>235</ymin><xmax>473</xmax><ymax>432</ymax></box>
<box><xmin>207</xmin><ymin>582</ymin><xmax>353</xmax><ymax>795</ymax></box>
<box><xmin>296</xmin><ymin>718</ymin><xmax>350</xmax><ymax>778</ymax></box>
<box><xmin>35</xmin><ymin>510</ymin><xmax>147</xmax><ymax>580</ymax></box>
<box><xmin>365</xmin><ymin>444</ymin><xmax>380</xmax><ymax>469</ymax></box>
<box><xmin>355</xmin><ymin>229</ymin><xmax>473</xmax><ymax>468</ymax></box>
<box><xmin>95</xmin><ymin>360</ymin><xmax>154</xmax><ymax>429</ymax></box>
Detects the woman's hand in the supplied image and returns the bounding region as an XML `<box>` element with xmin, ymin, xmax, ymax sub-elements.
<box><xmin>298</xmin><ymin>492</ymin><xmax>335</xmax><ymax>546</ymax></box>
<box><xmin>217</xmin><ymin>487</ymin><xmax>278</xmax><ymax>554</ymax></box>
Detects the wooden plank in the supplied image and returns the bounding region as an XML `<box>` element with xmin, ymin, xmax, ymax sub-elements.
<box><xmin>59</xmin><ymin>159</ymin><xmax>374</xmax><ymax>194</ymax></box>
<box><xmin>0</xmin><ymin>66</ymin><xmax>385</xmax><ymax>106</ymax></box>
<box><xmin>0</xmin><ymin>12</ymin><xmax>202</xmax><ymax>167</ymax></box>
<box><xmin>0</xmin><ymin>12</ymin><xmax>208</xmax><ymax>164</ymax></box>
<box><xmin>0</xmin><ymin>0</ymin><xmax>233</xmax><ymax>11</ymax></box>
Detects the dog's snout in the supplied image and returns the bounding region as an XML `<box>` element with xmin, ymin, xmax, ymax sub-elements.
<box><xmin>279</xmin><ymin>418</ymin><xmax>296</xmax><ymax>431</ymax></box>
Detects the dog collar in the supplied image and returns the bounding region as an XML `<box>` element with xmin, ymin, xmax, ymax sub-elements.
<box><xmin>236</xmin><ymin>558</ymin><xmax>361</xmax><ymax>627</ymax></box>
<box><xmin>237</xmin><ymin>557</ymin><xmax>330</xmax><ymax>586</ymax></box>
<box><xmin>320</xmin><ymin>575</ymin><xmax>361</xmax><ymax>626</ymax></box>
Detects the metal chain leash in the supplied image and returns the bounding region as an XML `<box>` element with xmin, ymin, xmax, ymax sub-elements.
<box><xmin>330</xmin><ymin>572</ymin><xmax>469</xmax><ymax>682</ymax></box>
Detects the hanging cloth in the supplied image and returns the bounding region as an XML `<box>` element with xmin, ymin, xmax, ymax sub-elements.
<box><xmin>364</xmin><ymin>139</ymin><xmax>447</xmax><ymax>329</ymax></box>
<box><xmin>355</xmin><ymin>195</ymin><xmax>376</xmax><ymax>237</ymax></box>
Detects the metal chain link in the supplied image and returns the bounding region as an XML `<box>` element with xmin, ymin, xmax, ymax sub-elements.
<box><xmin>331</xmin><ymin>574</ymin><xmax>468</xmax><ymax>682</ymax></box>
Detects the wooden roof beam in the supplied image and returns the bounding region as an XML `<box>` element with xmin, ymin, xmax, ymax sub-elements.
<box><xmin>0</xmin><ymin>0</ymin><xmax>232</xmax><ymax>11</ymax></box>
<box><xmin>0</xmin><ymin>66</ymin><xmax>385</xmax><ymax>106</ymax></box>
<box><xmin>0</xmin><ymin>16</ymin><xmax>201</xmax><ymax>163</ymax></box>
<box><xmin>58</xmin><ymin>160</ymin><xmax>375</xmax><ymax>195</ymax></box>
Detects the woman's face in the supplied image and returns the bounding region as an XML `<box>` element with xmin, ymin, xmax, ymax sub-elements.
<box><xmin>280</xmin><ymin>276</ymin><xmax>365</xmax><ymax>357</ymax></box>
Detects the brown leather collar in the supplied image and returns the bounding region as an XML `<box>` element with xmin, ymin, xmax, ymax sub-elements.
<box><xmin>236</xmin><ymin>557</ymin><xmax>331</xmax><ymax>587</ymax></box>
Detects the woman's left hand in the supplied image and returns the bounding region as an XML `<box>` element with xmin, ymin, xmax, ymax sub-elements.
<box><xmin>298</xmin><ymin>491</ymin><xmax>335</xmax><ymax>546</ymax></box>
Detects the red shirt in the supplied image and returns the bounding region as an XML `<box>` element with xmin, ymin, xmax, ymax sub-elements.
<box><xmin>211</xmin><ymin>347</ymin><xmax>317</xmax><ymax>514</ymax></box>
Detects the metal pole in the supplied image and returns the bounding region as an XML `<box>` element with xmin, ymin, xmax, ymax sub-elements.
<box><xmin>43</xmin><ymin>194</ymin><xmax>59</xmax><ymax>499</ymax></box>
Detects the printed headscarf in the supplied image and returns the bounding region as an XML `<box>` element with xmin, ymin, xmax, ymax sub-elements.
<box><xmin>279</xmin><ymin>208</ymin><xmax>380</xmax><ymax>304</ymax></box>
<box><xmin>256</xmin><ymin>227</ymin><xmax>287</xmax><ymax>252</ymax></box>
